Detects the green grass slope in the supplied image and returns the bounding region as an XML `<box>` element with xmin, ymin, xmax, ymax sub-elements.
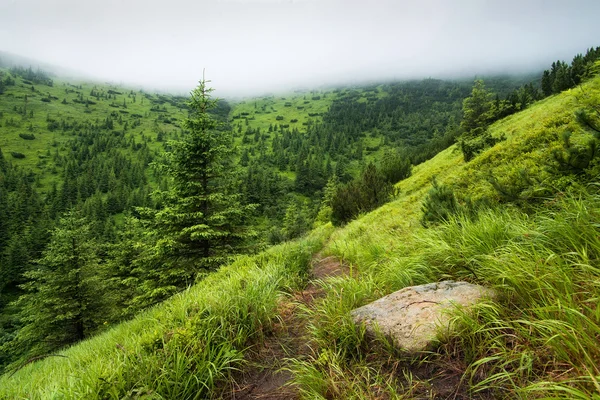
<box><xmin>230</xmin><ymin>89</ymin><xmax>335</xmax><ymax>134</ymax></box>
<box><xmin>2</xmin><ymin>75</ymin><xmax>600</xmax><ymax>398</ymax></box>
<box><xmin>293</xmin><ymin>75</ymin><xmax>600</xmax><ymax>398</ymax></box>
<box><xmin>0</xmin><ymin>68</ymin><xmax>186</xmax><ymax>190</ymax></box>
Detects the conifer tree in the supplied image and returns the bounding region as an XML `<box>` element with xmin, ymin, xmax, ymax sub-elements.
<box><xmin>460</xmin><ymin>80</ymin><xmax>493</xmax><ymax>134</ymax></box>
<box><xmin>458</xmin><ymin>80</ymin><xmax>500</xmax><ymax>161</ymax></box>
<box><xmin>330</xmin><ymin>163</ymin><xmax>393</xmax><ymax>226</ymax></box>
<box><xmin>9</xmin><ymin>212</ymin><xmax>106</xmax><ymax>358</ymax></box>
<box><xmin>421</xmin><ymin>178</ymin><xmax>459</xmax><ymax>226</ymax></box>
<box><xmin>136</xmin><ymin>77</ymin><xmax>255</xmax><ymax>305</ymax></box>
<box><xmin>541</xmin><ymin>70</ymin><xmax>553</xmax><ymax>97</ymax></box>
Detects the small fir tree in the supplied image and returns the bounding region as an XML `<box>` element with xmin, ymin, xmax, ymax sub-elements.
<box><xmin>458</xmin><ymin>80</ymin><xmax>500</xmax><ymax>161</ymax></box>
<box><xmin>421</xmin><ymin>178</ymin><xmax>459</xmax><ymax>226</ymax></box>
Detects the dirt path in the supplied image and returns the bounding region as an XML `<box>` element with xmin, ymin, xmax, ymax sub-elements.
<box><xmin>226</xmin><ymin>253</ymin><xmax>349</xmax><ymax>400</ymax></box>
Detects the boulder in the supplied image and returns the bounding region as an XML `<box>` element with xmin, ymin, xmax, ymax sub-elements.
<box><xmin>351</xmin><ymin>280</ymin><xmax>495</xmax><ymax>353</ymax></box>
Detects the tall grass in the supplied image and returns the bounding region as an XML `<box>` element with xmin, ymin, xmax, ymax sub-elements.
<box><xmin>0</xmin><ymin>226</ymin><xmax>332</xmax><ymax>399</ymax></box>
<box><xmin>293</xmin><ymin>190</ymin><xmax>600</xmax><ymax>398</ymax></box>
<box><xmin>413</xmin><ymin>192</ymin><xmax>600</xmax><ymax>398</ymax></box>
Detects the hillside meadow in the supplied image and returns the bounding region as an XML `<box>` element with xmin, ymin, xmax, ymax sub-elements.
<box><xmin>2</xmin><ymin>72</ymin><xmax>600</xmax><ymax>398</ymax></box>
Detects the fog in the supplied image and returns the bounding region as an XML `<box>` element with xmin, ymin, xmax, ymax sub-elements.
<box><xmin>1</xmin><ymin>0</ymin><xmax>599</xmax><ymax>96</ymax></box>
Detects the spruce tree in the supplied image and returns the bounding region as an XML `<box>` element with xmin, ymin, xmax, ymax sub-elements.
<box><xmin>421</xmin><ymin>178</ymin><xmax>459</xmax><ymax>226</ymax></box>
<box><xmin>460</xmin><ymin>80</ymin><xmax>493</xmax><ymax>134</ymax></box>
<box><xmin>330</xmin><ymin>163</ymin><xmax>393</xmax><ymax>226</ymax></box>
<box><xmin>136</xmin><ymin>78</ymin><xmax>255</xmax><ymax>305</ymax></box>
<box><xmin>458</xmin><ymin>80</ymin><xmax>499</xmax><ymax>161</ymax></box>
<box><xmin>9</xmin><ymin>212</ymin><xmax>106</xmax><ymax>358</ymax></box>
<box><xmin>541</xmin><ymin>70</ymin><xmax>553</xmax><ymax>97</ymax></box>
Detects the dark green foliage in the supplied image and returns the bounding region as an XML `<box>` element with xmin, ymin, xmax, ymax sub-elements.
<box><xmin>331</xmin><ymin>163</ymin><xmax>394</xmax><ymax>226</ymax></box>
<box><xmin>541</xmin><ymin>70</ymin><xmax>553</xmax><ymax>97</ymax></box>
<box><xmin>8</xmin><ymin>66</ymin><xmax>53</xmax><ymax>86</ymax></box>
<box><xmin>10</xmin><ymin>152</ymin><xmax>25</xmax><ymax>159</ymax></box>
<box><xmin>575</xmin><ymin>108</ymin><xmax>600</xmax><ymax>134</ymax></box>
<box><xmin>318</xmin><ymin>79</ymin><xmax>470</xmax><ymax>152</ymax></box>
<box><xmin>420</xmin><ymin>178</ymin><xmax>459</xmax><ymax>226</ymax></box>
<box><xmin>7</xmin><ymin>212</ymin><xmax>107</xmax><ymax>360</ymax></box>
<box><xmin>545</xmin><ymin>108</ymin><xmax>600</xmax><ymax>181</ymax></box>
<box><xmin>540</xmin><ymin>46</ymin><xmax>600</xmax><ymax>96</ymax></box>
<box><xmin>242</xmin><ymin>161</ymin><xmax>290</xmax><ymax>216</ymax></box>
<box><xmin>330</xmin><ymin>181</ymin><xmax>362</xmax><ymax>226</ymax></box>
<box><xmin>460</xmin><ymin>80</ymin><xmax>493</xmax><ymax>134</ymax></box>
<box><xmin>281</xmin><ymin>198</ymin><xmax>312</xmax><ymax>240</ymax></box>
<box><xmin>486</xmin><ymin>169</ymin><xmax>545</xmax><ymax>207</ymax></box>
<box><xmin>18</xmin><ymin>133</ymin><xmax>35</xmax><ymax>140</ymax></box>
<box><xmin>134</xmin><ymin>79</ymin><xmax>255</xmax><ymax>307</ymax></box>
<box><xmin>552</xmin><ymin>131</ymin><xmax>598</xmax><ymax>175</ymax></box>
<box><xmin>552</xmin><ymin>61</ymin><xmax>571</xmax><ymax>93</ymax></box>
<box><xmin>459</xmin><ymin>80</ymin><xmax>505</xmax><ymax>161</ymax></box>
<box><xmin>458</xmin><ymin>128</ymin><xmax>504</xmax><ymax>162</ymax></box>
<box><xmin>379</xmin><ymin>149</ymin><xmax>412</xmax><ymax>183</ymax></box>
<box><xmin>102</xmin><ymin>217</ymin><xmax>151</xmax><ymax>318</ymax></box>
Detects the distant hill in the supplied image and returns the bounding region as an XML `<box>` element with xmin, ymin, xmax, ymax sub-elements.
<box><xmin>0</xmin><ymin>50</ymin><xmax>93</xmax><ymax>81</ymax></box>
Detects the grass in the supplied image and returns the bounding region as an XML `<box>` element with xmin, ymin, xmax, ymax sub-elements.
<box><xmin>0</xmin><ymin>225</ymin><xmax>333</xmax><ymax>399</ymax></box>
<box><xmin>289</xmin><ymin>190</ymin><xmax>600</xmax><ymax>398</ymax></box>
<box><xmin>285</xmin><ymin>74</ymin><xmax>600</xmax><ymax>398</ymax></box>
<box><xmin>230</xmin><ymin>89</ymin><xmax>335</xmax><ymax>134</ymax></box>
<box><xmin>424</xmin><ymin>200</ymin><xmax>600</xmax><ymax>398</ymax></box>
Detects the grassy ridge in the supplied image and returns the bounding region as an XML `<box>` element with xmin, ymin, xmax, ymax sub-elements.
<box><xmin>289</xmin><ymin>75</ymin><xmax>600</xmax><ymax>397</ymax></box>
<box><xmin>229</xmin><ymin>86</ymin><xmax>394</xmax><ymax>178</ymax></box>
<box><xmin>230</xmin><ymin>89</ymin><xmax>335</xmax><ymax>133</ymax></box>
<box><xmin>0</xmin><ymin>226</ymin><xmax>332</xmax><ymax>399</ymax></box>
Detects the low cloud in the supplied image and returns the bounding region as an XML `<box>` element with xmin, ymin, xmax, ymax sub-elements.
<box><xmin>1</xmin><ymin>0</ymin><xmax>599</xmax><ymax>96</ymax></box>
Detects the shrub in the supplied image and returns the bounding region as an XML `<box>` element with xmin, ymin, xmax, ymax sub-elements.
<box><xmin>331</xmin><ymin>163</ymin><xmax>394</xmax><ymax>226</ymax></box>
<box><xmin>19</xmin><ymin>133</ymin><xmax>35</xmax><ymax>140</ymax></box>
<box><xmin>458</xmin><ymin>128</ymin><xmax>504</xmax><ymax>162</ymax></box>
<box><xmin>421</xmin><ymin>178</ymin><xmax>459</xmax><ymax>226</ymax></box>
<box><xmin>10</xmin><ymin>152</ymin><xmax>25</xmax><ymax>159</ymax></box>
<box><xmin>379</xmin><ymin>150</ymin><xmax>411</xmax><ymax>184</ymax></box>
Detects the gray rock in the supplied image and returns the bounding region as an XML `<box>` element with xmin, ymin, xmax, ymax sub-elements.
<box><xmin>351</xmin><ymin>280</ymin><xmax>495</xmax><ymax>353</ymax></box>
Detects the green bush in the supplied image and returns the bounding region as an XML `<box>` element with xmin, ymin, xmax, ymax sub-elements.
<box><xmin>458</xmin><ymin>128</ymin><xmax>504</xmax><ymax>162</ymax></box>
<box><xmin>18</xmin><ymin>133</ymin><xmax>35</xmax><ymax>140</ymax></box>
<box><xmin>421</xmin><ymin>178</ymin><xmax>459</xmax><ymax>226</ymax></box>
<box><xmin>379</xmin><ymin>150</ymin><xmax>411</xmax><ymax>183</ymax></box>
<box><xmin>331</xmin><ymin>163</ymin><xmax>394</xmax><ymax>226</ymax></box>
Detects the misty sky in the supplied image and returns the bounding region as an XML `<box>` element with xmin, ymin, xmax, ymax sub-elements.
<box><xmin>1</xmin><ymin>0</ymin><xmax>599</xmax><ymax>96</ymax></box>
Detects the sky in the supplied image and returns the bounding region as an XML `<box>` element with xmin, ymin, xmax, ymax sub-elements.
<box><xmin>0</xmin><ymin>0</ymin><xmax>599</xmax><ymax>96</ymax></box>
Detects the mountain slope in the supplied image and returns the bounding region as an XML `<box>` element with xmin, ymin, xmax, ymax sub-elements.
<box><xmin>297</xmin><ymin>74</ymin><xmax>600</xmax><ymax>398</ymax></box>
<box><xmin>2</xmin><ymin>71</ymin><xmax>600</xmax><ymax>398</ymax></box>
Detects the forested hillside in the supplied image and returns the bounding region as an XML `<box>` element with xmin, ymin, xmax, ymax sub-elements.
<box><xmin>0</xmin><ymin>46</ymin><xmax>599</xmax><ymax>397</ymax></box>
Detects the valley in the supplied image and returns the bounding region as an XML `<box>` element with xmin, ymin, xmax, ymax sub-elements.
<box><xmin>1</xmin><ymin>45</ymin><xmax>600</xmax><ymax>398</ymax></box>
